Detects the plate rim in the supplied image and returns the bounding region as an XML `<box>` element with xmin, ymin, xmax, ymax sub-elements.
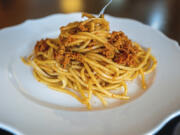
<box><xmin>0</xmin><ymin>12</ymin><xmax>180</xmax><ymax>135</ymax></box>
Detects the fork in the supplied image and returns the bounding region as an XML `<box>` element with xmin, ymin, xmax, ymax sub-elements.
<box><xmin>98</xmin><ymin>0</ymin><xmax>112</xmax><ymax>17</ymax></box>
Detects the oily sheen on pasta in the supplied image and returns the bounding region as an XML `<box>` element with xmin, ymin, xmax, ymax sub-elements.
<box><xmin>22</xmin><ymin>13</ymin><xmax>157</xmax><ymax>109</ymax></box>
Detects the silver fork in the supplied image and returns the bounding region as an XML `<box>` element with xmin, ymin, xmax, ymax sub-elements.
<box><xmin>98</xmin><ymin>0</ymin><xmax>112</xmax><ymax>17</ymax></box>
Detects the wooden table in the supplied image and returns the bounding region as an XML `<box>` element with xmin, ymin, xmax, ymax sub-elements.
<box><xmin>0</xmin><ymin>0</ymin><xmax>180</xmax><ymax>43</ymax></box>
<box><xmin>0</xmin><ymin>0</ymin><xmax>180</xmax><ymax>135</ymax></box>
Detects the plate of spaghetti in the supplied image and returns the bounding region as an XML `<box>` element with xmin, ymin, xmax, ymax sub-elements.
<box><xmin>0</xmin><ymin>13</ymin><xmax>180</xmax><ymax>135</ymax></box>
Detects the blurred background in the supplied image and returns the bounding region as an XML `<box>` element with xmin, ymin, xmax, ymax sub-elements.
<box><xmin>0</xmin><ymin>0</ymin><xmax>180</xmax><ymax>134</ymax></box>
<box><xmin>0</xmin><ymin>0</ymin><xmax>180</xmax><ymax>43</ymax></box>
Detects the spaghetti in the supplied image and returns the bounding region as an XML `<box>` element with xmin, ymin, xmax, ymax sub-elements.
<box><xmin>22</xmin><ymin>13</ymin><xmax>157</xmax><ymax>109</ymax></box>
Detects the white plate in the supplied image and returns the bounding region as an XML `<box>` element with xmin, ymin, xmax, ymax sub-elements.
<box><xmin>0</xmin><ymin>13</ymin><xmax>180</xmax><ymax>135</ymax></box>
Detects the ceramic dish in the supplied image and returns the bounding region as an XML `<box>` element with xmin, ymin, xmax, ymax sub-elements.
<box><xmin>0</xmin><ymin>13</ymin><xmax>179</xmax><ymax>135</ymax></box>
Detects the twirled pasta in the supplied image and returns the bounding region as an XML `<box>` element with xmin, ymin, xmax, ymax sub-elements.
<box><xmin>22</xmin><ymin>13</ymin><xmax>157</xmax><ymax>109</ymax></box>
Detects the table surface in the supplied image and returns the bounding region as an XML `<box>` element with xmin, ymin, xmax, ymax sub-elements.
<box><xmin>0</xmin><ymin>0</ymin><xmax>180</xmax><ymax>43</ymax></box>
<box><xmin>0</xmin><ymin>0</ymin><xmax>179</xmax><ymax>135</ymax></box>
